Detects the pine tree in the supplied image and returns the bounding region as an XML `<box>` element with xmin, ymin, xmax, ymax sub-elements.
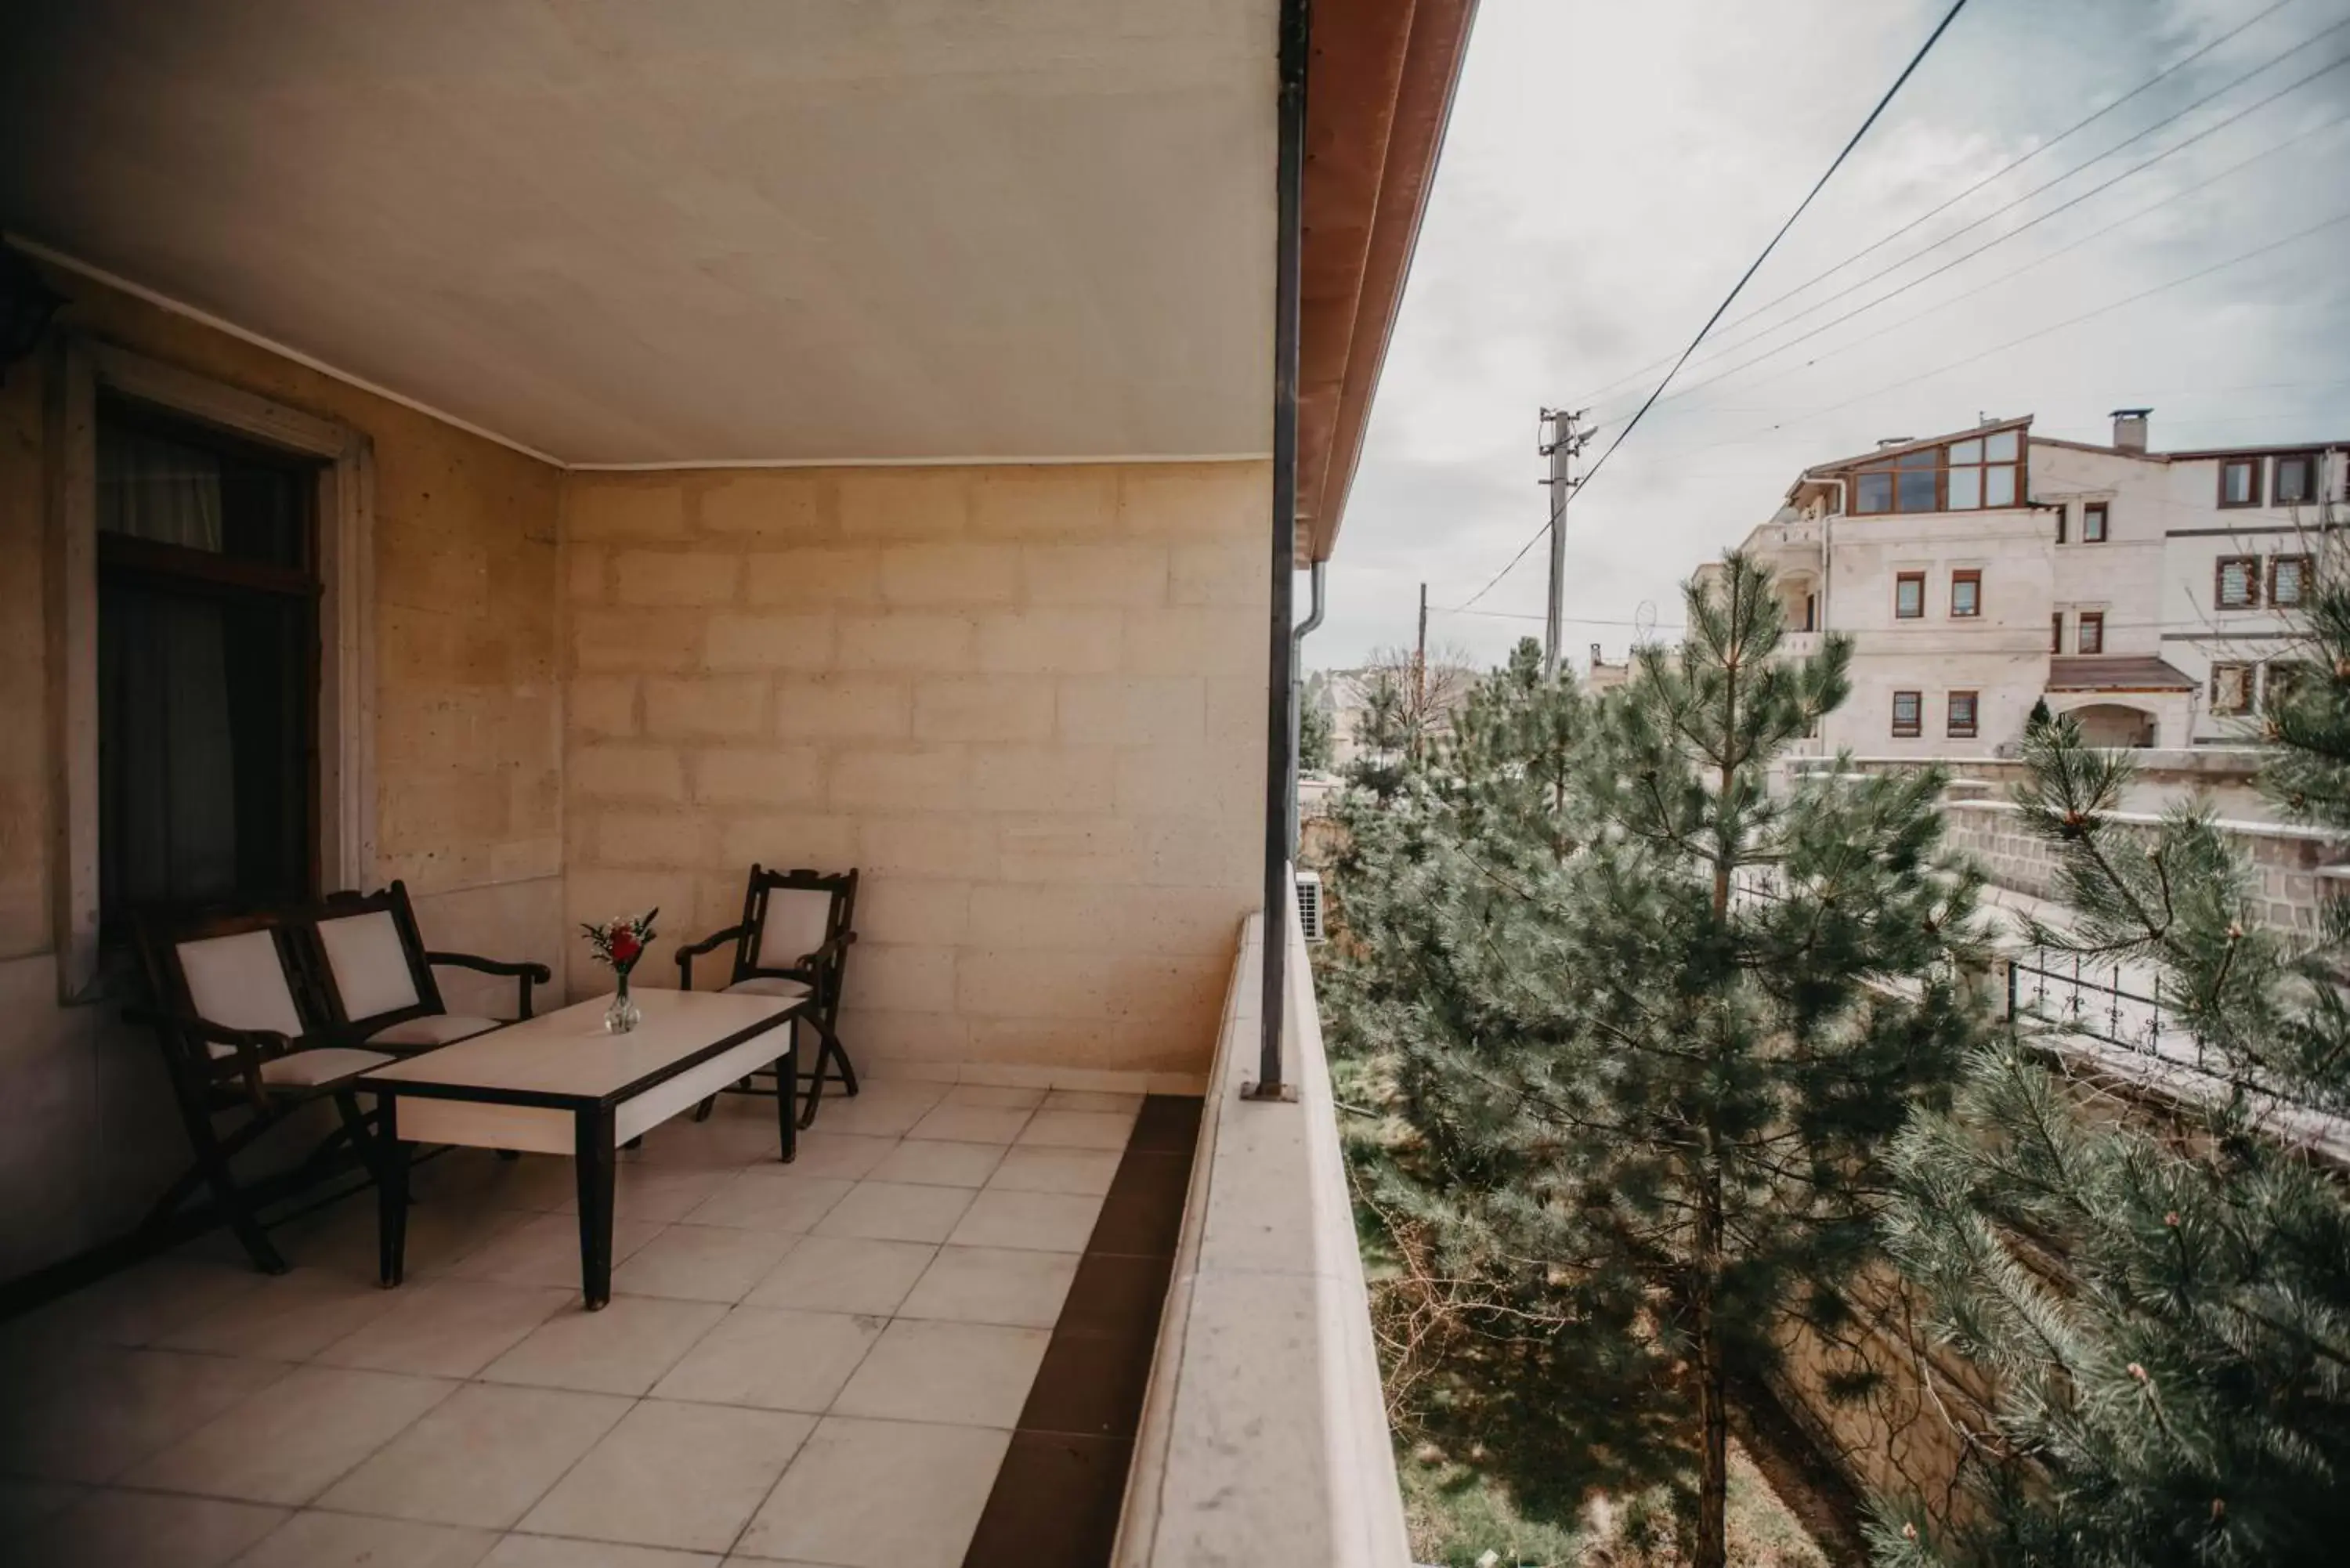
<box><xmin>1327</xmin><ymin>557</ymin><xmax>1986</xmax><ymax>1567</ymax></box>
<box><xmin>1300</xmin><ymin>684</ymin><xmax>1336</xmax><ymax>774</ymax></box>
<box><xmin>1870</xmin><ymin>692</ymin><xmax>2350</xmax><ymax>1559</ymax></box>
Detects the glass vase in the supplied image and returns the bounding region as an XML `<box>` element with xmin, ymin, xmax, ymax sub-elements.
<box><xmin>604</xmin><ymin>971</ymin><xmax>642</xmax><ymax>1035</ymax></box>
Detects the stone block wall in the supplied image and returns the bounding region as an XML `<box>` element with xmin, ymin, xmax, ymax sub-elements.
<box><xmin>560</xmin><ymin>461</ymin><xmax>1270</xmax><ymax>1076</ymax></box>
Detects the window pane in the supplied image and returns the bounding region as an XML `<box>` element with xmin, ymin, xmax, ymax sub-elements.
<box><xmin>2224</xmin><ymin>463</ymin><xmax>2252</xmax><ymax>503</ymax></box>
<box><xmin>1856</xmin><ymin>471</ymin><xmax>1893</xmax><ymax>512</ymax></box>
<box><xmin>1948</xmin><ymin>439</ymin><xmax>1983</xmax><ymax>464</ymax></box>
<box><xmin>2274</xmin><ymin>556</ymin><xmax>2305</xmax><ymax>604</ymax></box>
<box><xmin>1896</xmin><ymin>448</ymin><xmax>1937</xmax><ymax>468</ymax></box>
<box><xmin>2079</xmin><ymin>616</ymin><xmax>2102</xmax><ymax>654</ymax></box>
<box><xmin>2084</xmin><ymin>504</ymin><xmax>2106</xmax><ymax>541</ymax></box>
<box><xmin>2278</xmin><ymin>457</ymin><xmax>2311</xmax><ymax>503</ymax></box>
<box><xmin>1985</xmin><ymin>429</ymin><xmax>2019</xmax><ymax>461</ymax></box>
<box><xmin>1947</xmin><ymin>467</ymin><xmax>1981</xmax><ymax>509</ymax></box>
<box><xmin>98</xmin><ymin>408</ymin><xmax>309</xmax><ymax>567</ymax></box>
<box><xmin>1953</xmin><ymin>577</ymin><xmax>1978</xmax><ymax>616</ymax></box>
<box><xmin>1898</xmin><ymin>468</ymin><xmax>1937</xmax><ymax>511</ymax></box>
<box><xmin>1983</xmin><ymin>464</ymin><xmax>2016</xmax><ymax>507</ymax></box>
<box><xmin>2220</xmin><ymin>560</ymin><xmax>2251</xmax><ymax>605</ymax></box>
<box><xmin>1896</xmin><ymin>577</ymin><xmax>1922</xmax><ymax>616</ymax></box>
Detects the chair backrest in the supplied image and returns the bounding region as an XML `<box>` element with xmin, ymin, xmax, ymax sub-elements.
<box><xmin>737</xmin><ymin>866</ymin><xmax>857</xmax><ymax>986</ymax></box>
<box><xmin>132</xmin><ymin>907</ymin><xmax>316</xmax><ymax>1079</ymax></box>
<box><xmin>308</xmin><ymin>881</ymin><xmax>444</xmax><ymax>1035</ymax></box>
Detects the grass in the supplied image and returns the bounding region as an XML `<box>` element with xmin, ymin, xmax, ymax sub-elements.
<box><xmin>1400</xmin><ymin>1440</ymin><xmax>1831</xmax><ymax>1568</ymax></box>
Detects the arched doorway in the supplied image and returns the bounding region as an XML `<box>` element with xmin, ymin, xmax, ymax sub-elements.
<box><xmin>2063</xmin><ymin>702</ymin><xmax>2157</xmax><ymax>748</ymax></box>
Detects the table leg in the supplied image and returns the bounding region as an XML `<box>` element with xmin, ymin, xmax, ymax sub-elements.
<box><xmin>576</xmin><ymin>1106</ymin><xmax>617</xmax><ymax>1310</ymax></box>
<box><xmin>775</xmin><ymin>1025</ymin><xmax>797</xmax><ymax>1165</ymax></box>
<box><xmin>377</xmin><ymin>1097</ymin><xmax>409</xmax><ymax>1289</ymax></box>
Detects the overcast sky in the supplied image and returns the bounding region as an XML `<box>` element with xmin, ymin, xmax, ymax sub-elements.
<box><xmin>1318</xmin><ymin>0</ymin><xmax>2350</xmax><ymax>672</ymax></box>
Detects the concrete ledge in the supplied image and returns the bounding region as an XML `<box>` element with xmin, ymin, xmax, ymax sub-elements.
<box><xmin>1115</xmin><ymin>903</ymin><xmax>1410</xmax><ymax>1567</ymax></box>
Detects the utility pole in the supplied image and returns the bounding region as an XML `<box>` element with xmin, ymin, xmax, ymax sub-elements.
<box><xmin>1414</xmin><ymin>581</ymin><xmax>1428</xmax><ymax>711</ymax></box>
<box><xmin>1538</xmin><ymin>407</ymin><xmax>1592</xmax><ymax>678</ymax></box>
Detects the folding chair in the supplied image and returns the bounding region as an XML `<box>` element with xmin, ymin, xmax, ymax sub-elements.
<box><xmin>130</xmin><ymin>909</ymin><xmax>396</xmax><ymax>1275</ymax></box>
<box><xmin>676</xmin><ymin>865</ymin><xmax>859</xmax><ymax>1127</ymax></box>
<box><xmin>306</xmin><ymin>880</ymin><xmax>548</xmax><ymax>1050</ymax></box>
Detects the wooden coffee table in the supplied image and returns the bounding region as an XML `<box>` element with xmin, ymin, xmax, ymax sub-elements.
<box><xmin>359</xmin><ymin>988</ymin><xmax>803</xmax><ymax>1308</ymax></box>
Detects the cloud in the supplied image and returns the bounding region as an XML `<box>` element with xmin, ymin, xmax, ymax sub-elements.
<box><xmin>1319</xmin><ymin>0</ymin><xmax>2350</xmax><ymax>671</ymax></box>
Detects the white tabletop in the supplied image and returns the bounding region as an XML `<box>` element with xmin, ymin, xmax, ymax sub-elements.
<box><xmin>363</xmin><ymin>989</ymin><xmax>797</xmax><ymax>1100</ymax></box>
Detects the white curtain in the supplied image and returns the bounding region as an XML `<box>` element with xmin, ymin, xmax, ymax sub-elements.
<box><xmin>98</xmin><ymin>422</ymin><xmax>224</xmax><ymax>551</ymax></box>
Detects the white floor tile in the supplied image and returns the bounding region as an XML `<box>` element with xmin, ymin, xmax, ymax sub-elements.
<box><xmin>314</xmin><ymin>1279</ymin><xmax>574</xmax><ymax>1379</ymax></box>
<box><xmin>733</xmin><ymin>1416</ymin><xmax>1008</xmax><ymax>1568</ymax></box>
<box><xmin>898</xmin><ymin>1245</ymin><xmax>1078</xmax><ymax>1329</ymax></box>
<box><xmin>650</xmin><ymin>1306</ymin><xmax>882</xmax><ymax>1412</ymax></box>
<box><xmin>940</xmin><ymin>1084</ymin><xmax>1044</xmax><ymax>1109</ymax></box>
<box><xmin>830</xmin><ymin>1318</ymin><xmax>1049</xmax><ymax>1429</ymax></box>
<box><xmin>234</xmin><ymin>1508</ymin><xmax>499</xmax><ymax>1568</ymax></box>
<box><xmin>866</xmin><ymin>1139</ymin><xmax>1005</xmax><ymax>1188</ymax></box>
<box><xmin>947</xmin><ymin>1188</ymin><xmax>1104</xmax><ymax>1252</ymax></box>
<box><xmin>768</xmin><ymin>1133</ymin><xmax>897</xmax><ymax>1180</ymax></box>
<box><xmin>809</xmin><ymin>1181</ymin><xmax>974</xmax><ymax>1244</ymax></box>
<box><xmin>483</xmin><ymin>1534</ymin><xmax>721</xmax><ymax>1566</ymax></box>
<box><xmin>984</xmin><ymin>1146</ymin><xmax>1122</xmax><ymax>1197</ymax></box>
<box><xmin>683</xmin><ymin>1171</ymin><xmax>855</xmax><ymax>1234</ymax></box>
<box><xmin>480</xmin><ymin>1295</ymin><xmax>727</xmax><ymax>1396</ymax></box>
<box><xmin>18</xmin><ymin>1487</ymin><xmax>286</xmax><ymax>1568</ymax></box>
<box><xmin>153</xmin><ymin>1266</ymin><xmax>404</xmax><ymax>1361</ymax></box>
<box><xmin>519</xmin><ymin>1399</ymin><xmax>815</xmax><ymax>1552</ymax></box>
<box><xmin>316</xmin><ymin>1383</ymin><xmax>632</xmax><ymax>1529</ymax></box>
<box><xmin>739</xmin><ymin>1236</ymin><xmax>936</xmax><ymax>1316</ymax></box>
<box><xmin>0</xmin><ymin>1347</ymin><xmax>292</xmax><ymax>1483</ymax></box>
<box><xmin>444</xmin><ymin>1212</ymin><xmax>665</xmax><ymax>1291</ymax></box>
<box><xmin>903</xmin><ymin>1104</ymin><xmax>1032</xmax><ymax>1144</ymax></box>
<box><xmin>126</xmin><ymin>1364</ymin><xmax>455</xmax><ymax>1505</ymax></box>
<box><xmin>1039</xmin><ymin>1089</ymin><xmax>1145</xmax><ymax>1114</ymax></box>
<box><xmin>1014</xmin><ymin>1109</ymin><xmax>1135</xmax><ymax>1150</ymax></box>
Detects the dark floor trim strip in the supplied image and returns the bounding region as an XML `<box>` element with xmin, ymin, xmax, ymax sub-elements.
<box><xmin>961</xmin><ymin>1093</ymin><xmax>1203</xmax><ymax>1568</ymax></box>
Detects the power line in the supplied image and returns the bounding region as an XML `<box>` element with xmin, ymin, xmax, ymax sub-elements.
<box><xmin>1613</xmin><ymin>101</ymin><xmax>2350</xmax><ymax>425</ymax></box>
<box><xmin>1455</xmin><ymin>0</ymin><xmax>1972</xmax><ymax>612</ymax></box>
<box><xmin>1567</xmin><ymin>0</ymin><xmax>2301</xmax><ymax>410</ymax></box>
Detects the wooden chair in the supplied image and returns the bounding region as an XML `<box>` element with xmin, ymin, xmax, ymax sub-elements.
<box><xmin>306</xmin><ymin>880</ymin><xmax>549</xmax><ymax>1050</ymax></box>
<box><xmin>130</xmin><ymin>907</ymin><xmax>398</xmax><ymax>1275</ymax></box>
<box><xmin>676</xmin><ymin>865</ymin><xmax>859</xmax><ymax>1127</ymax></box>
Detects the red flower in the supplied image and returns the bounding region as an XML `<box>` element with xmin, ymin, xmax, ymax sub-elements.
<box><xmin>609</xmin><ymin>929</ymin><xmax>642</xmax><ymax>966</ymax></box>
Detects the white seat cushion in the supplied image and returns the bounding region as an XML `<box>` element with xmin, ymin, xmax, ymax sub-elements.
<box><xmin>724</xmin><ymin>977</ymin><xmax>811</xmax><ymax>1001</ymax></box>
<box><xmin>317</xmin><ymin>910</ymin><xmax>423</xmax><ymax>1021</ymax></box>
<box><xmin>367</xmin><ymin>1013</ymin><xmax>504</xmax><ymax>1047</ymax></box>
<box><xmin>258</xmin><ymin>1048</ymin><xmax>394</xmax><ymax>1088</ymax></box>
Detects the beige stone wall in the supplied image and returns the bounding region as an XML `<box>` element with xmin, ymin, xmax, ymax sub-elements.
<box><xmin>0</xmin><ymin>266</ymin><xmax>562</xmax><ymax>1277</ymax></box>
<box><xmin>560</xmin><ymin>461</ymin><xmax>1269</xmax><ymax>1076</ymax></box>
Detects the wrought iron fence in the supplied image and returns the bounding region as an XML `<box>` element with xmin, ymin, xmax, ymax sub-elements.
<box><xmin>2006</xmin><ymin>947</ymin><xmax>2207</xmax><ymax>1071</ymax></box>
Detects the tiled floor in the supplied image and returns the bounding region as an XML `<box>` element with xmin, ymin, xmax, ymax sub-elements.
<box><xmin>0</xmin><ymin>1077</ymin><xmax>1194</xmax><ymax>1568</ymax></box>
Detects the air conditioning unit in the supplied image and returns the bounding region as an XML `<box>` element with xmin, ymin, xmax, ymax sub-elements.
<box><xmin>1295</xmin><ymin>869</ymin><xmax>1326</xmax><ymax>944</ymax></box>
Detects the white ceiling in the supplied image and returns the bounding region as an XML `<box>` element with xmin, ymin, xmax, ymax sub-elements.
<box><xmin>0</xmin><ymin>0</ymin><xmax>1277</xmax><ymax>465</ymax></box>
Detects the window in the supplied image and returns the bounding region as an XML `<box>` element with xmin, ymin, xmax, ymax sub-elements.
<box><xmin>1895</xmin><ymin>572</ymin><xmax>1925</xmax><ymax>619</ymax></box>
<box><xmin>2082</xmin><ymin>502</ymin><xmax>2109</xmax><ymax>543</ymax></box>
<box><xmin>2077</xmin><ymin>611</ymin><xmax>2104</xmax><ymax>654</ymax></box>
<box><xmin>1892</xmin><ymin>690</ymin><xmax>1922</xmax><ymax>738</ymax></box>
<box><xmin>96</xmin><ymin>400</ymin><xmax>320</xmax><ymax>931</ymax></box>
<box><xmin>2266</xmin><ymin>660</ymin><xmax>2312</xmax><ymax>712</ymax></box>
<box><xmin>2275</xmin><ymin>453</ymin><xmax>2318</xmax><ymax>505</ymax></box>
<box><xmin>2270</xmin><ymin>553</ymin><xmax>2312</xmax><ymax>608</ymax></box>
<box><xmin>1947</xmin><ymin>690</ymin><xmax>1979</xmax><ymax>739</ymax></box>
<box><xmin>2216</xmin><ymin>555</ymin><xmax>2261</xmax><ymax>609</ymax></box>
<box><xmin>1950</xmin><ymin>569</ymin><xmax>1982</xmax><ymax>618</ymax></box>
<box><xmin>2211</xmin><ymin>663</ymin><xmax>2253</xmax><ymax>715</ymax></box>
<box><xmin>2055</xmin><ymin>506</ymin><xmax>2066</xmax><ymax>544</ymax></box>
<box><xmin>2218</xmin><ymin>459</ymin><xmax>2261</xmax><ymax>508</ymax></box>
<box><xmin>1851</xmin><ymin>428</ymin><xmax>2023</xmax><ymax>515</ymax></box>
<box><xmin>2051</xmin><ymin>612</ymin><xmax>2064</xmax><ymax>653</ymax></box>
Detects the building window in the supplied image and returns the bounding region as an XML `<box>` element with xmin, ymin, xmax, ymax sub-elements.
<box><xmin>2077</xmin><ymin>611</ymin><xmax>2105</xmax><ymax>655</ymax></box>
<box><xmin>1947</xmin><ymin>690</ymin><xmax>1979</xmax><ymax>739</ymax></box>
<box><xmin>1850</xmin><ymin>428</ymin><xmax>2023</xmax><ymax>515</ymax></box>
<box><xmin>2218</xmin><ymin>458</ymin><xmax>2261</xmax><ymax>508</ymax></box>
<box><xmin>2082</xmin><ymin>502</ymin><xmax>2109</xmax><ymax>543</ymax></box>
<box><xmin>1895</xmin><ymin>572</ymin><xmax>1925</xmax><ymax>619</ymax></box>
<box><xmin>2275</xmin><ymin>453</ymin><xmax>2318</xmax><ymax>505</ymax></box>
<box><xmin>96</xmin><ymin>399</ymin><xmax>320</xmax><ymax>930</ymax></box>
<box><xmin>2266</xmin><ymin>659</ymin><xmax>2311</xmax><ymax>712</ymax></box>
<box><xmin>2270</xmin><ymin>553</ymin><xmax>2312</xmax><ymax>608</ymax></box>
<box><xmin>1944</xmin><ymin>428</ymin><xmax>2021</xmax><ymax>510</ymax></box>
<box><xmin>2051</xmin><ymin>612</ymin><xmax>2063</xmax><ymax>653</ymax></box>
<box><xmin>1950</xmin><ymin>569</ymin><xmax>1982</xmax><ymax>618</ymax></box>
<box><xmin>2216</xmin><ymin>555</ymin><xmax>2261</xmax><ymax>609</ymax></box>
<box><xmin>2211</xmin><ymin>663</ymin><xmax>2253</xmax><ymax>715</ymax></box>
<box><xmin>1892</xmin><ymin>689</ymin><xmax>1922</xmax><ymax>738</ymax></box>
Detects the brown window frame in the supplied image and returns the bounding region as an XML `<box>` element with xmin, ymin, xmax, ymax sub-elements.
<box><xmin>2051</xmin><ymin>612</ymin><xmax>2063</xmax><ymax>653</ymax></box>
<box><xmin>2266</xmin><ymin>659</ymin><xmax>2312</xmax><ymax>711</ymax></box>
<box><xmin>1947</xmin><ymin>690</ymin><xmax>1979</xmax><ymax>739</ymax></box>
<box><xmin>1950</xmin><ymin>569</ymin><xmax>1983</xmax><ymax>619</ymax></box>
<box><xmin>1891</xmin><ymin>689</ymin><xmax>1922</xmax><ymax>738</ymax></box>
<box><xmin>1847</xmin><ymin>430</ymin><xmax>2026</xmax><ymax>516</ymax></box>
<box><xmin>1894</xmin><ymin>571</ymin><xmax>1925</xmax><ymax>620</ymax></box>
<box><xmin>2215</xmin><ymin>555</ymin><xmax>2261</xmax><ymax>609</ymax></box>
<box><xmin>2269</xmin><ymin>553</ymin><xmax>2313</xmax><ymax>608</ymax></box>
<box><xmin>2274</xmin><ymin>453</ymin><xmax>2319</xmax><ymax>507</ymax></box>
<box><xmin>2210</xmin><ymin>662</ymin><xmax>2253</xmax><ymax>715</ymax></box>
<box><xmin>2081</xmin><ymin>502</ymin><xmax>2109</xmax><ymax>543</ymax></box>
<box><xmin>2077</xmin><ymin>611</ymin><xmax>2104</xmax><ymax>654</ymax></box>
<box><xmin>2218</xmin><ymin>458</ymin><xmax>2261</xmax><ymax>509</ymax></box>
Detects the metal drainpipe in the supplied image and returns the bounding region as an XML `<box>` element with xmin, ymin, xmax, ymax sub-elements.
<box><xmin>1288</xmin><ymin>560</ymin><xmax>1327</xmax><ymax>860</ymax></box>
<box><xmin>1250</xmin><ymin>0</ymin><xmax>1309</xmax><ymax>1103</ymax></box>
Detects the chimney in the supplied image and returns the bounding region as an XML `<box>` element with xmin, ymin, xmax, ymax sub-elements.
<box><xmin>1589</xmin><ymin>642</ymin><xmax>1603</xmax><ymax>667</ymax></box>
<box><xmin>1875</xmin><ymin>436</ymin><xmax>1913</xmax><ymax>450</ymax></box>
<box><xmin>2111</xmin><ymin>407</ymin><xmax>2151</xmax><ymax>453</ymax></box>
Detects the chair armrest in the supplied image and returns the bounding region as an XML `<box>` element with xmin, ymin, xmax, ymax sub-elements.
<box><xmin>796</xmin><ymin>932</ymin><xmax>858</xmax><ymax>970</ymax></box>
<box><xmin>675</xmin><ymin>925</ymin><xmax>747</xmax><ymax>992</ymax></box>
<box><xmin>123</xmin><ymin>1006</ymin><xmax>291</xmax><ymax>1106</ymax></box>
<box><xmin>425</xmin><ymin>951</ymin><xmax>553</xmax><ymax>1021</ymax></box>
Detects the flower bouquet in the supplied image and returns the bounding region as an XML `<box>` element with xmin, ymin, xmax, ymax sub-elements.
<box><xmin>581</xmin><ymin>909</ymin><xmax>659</xmax><ymax>1034</ymax></box>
